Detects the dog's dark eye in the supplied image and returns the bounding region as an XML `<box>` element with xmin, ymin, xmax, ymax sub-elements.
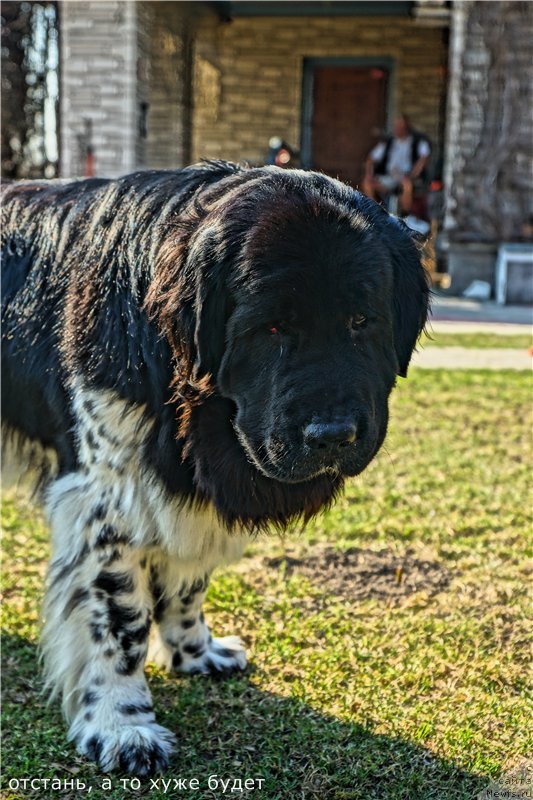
<box><xmin>350</xmin><ymin>314</ymin><xmax>367</xmax><ymax>331</ymax></box>
<box><xmin>268</xmin><ymin>322</ymin><xmax>287</xmax><ymax>335</ymax></box>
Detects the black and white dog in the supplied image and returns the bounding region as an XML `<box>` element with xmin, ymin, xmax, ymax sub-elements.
<box><xmin>1</xmin><ymin>162</ymin><xmax>429</xmax><ymax>775</ymax></box>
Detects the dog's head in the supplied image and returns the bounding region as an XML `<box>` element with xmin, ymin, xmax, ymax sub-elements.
<box><xmin>148</xmin><ymin>168</ymin><xmax>428</xmax><ymax>496</ymax></box>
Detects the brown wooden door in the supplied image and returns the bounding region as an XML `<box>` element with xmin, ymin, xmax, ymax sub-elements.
<box><xmin>311</xmin><ymin>66</ymin><xmax>388</xmax><ymax>188</ymax></box>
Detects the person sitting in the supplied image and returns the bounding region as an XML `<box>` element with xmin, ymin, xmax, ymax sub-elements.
<box><xmin>362</xmin><ymin>115</ymin><xmax>431</xmax><ymax>216</ymax></box>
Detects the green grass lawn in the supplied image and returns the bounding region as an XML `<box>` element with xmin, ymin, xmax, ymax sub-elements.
<box><xmin>2</xmin><ymin>369</ymin><xmax>531</xmax><ymax>800</ymax></box>
<box><xmin>421</xmin><ymin>331</ymin><xmax>531</xmax><ymax>349</ymax></box>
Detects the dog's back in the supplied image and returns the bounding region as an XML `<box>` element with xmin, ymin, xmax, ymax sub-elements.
<box><xmin>1</xmin><ymin>166</ymin><xmax>241</xmax><ymax>480</ymax></box>
<box><xmin>2</xmin><ymin>179</ymin><xmax>110</xmax><ymax>473</ymax></box>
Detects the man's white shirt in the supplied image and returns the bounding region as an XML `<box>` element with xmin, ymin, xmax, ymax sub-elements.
<box><xmin>370</xmin><ymin>136</ymin><xmax>430</xmax><ymax>176</ymax></box>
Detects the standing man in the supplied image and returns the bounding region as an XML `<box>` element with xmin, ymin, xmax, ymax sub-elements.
<box><xmin>362</xmin><ymin>115</ymin><xmax>431</xmax><ymax>215</ymax></box>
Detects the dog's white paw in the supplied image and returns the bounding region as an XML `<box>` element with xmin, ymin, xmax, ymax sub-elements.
<box><xmin>175</xmin><ymin>634</ymin><xmax>247</xmax><ymax>677</ymax></box>
<box><xmin>74</xmin><ymin>722</ymin><xmax>176</xmax><ymax>776</ymax></box>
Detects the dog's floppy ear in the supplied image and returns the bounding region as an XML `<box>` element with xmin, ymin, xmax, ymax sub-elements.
<box><xmin>145</xmin><ymin>216</ymin><xmax>234</xmax><ymax>394</ymax></box>
<box><xmin>190</xmin><ymin>225</ymin><xmax>234</xmax><ymax>381</ymax></box>
<box><xmin>387</xmin><ymin>218</ymin><xmax>430</xmax><ymax>377</ymax></box>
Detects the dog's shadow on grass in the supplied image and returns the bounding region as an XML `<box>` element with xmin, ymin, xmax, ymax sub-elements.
<box><xmin>2</xmin><ymin>633</ymin><xmax>489</xmax><ymax>800</ymax></box>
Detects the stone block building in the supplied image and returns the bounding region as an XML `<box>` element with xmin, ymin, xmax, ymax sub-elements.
<box><xmin>60</xmin><ymin>1</ymin><xmax>449</xmax><ymax>179</ymax></box>
<box><xmin>59</xmin><ymin>0</ymin><xmax>532</xmax><ymax>293</ymax></box>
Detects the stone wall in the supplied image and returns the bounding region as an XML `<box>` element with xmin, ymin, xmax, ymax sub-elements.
<box><xmin>444</xmin><ymin>1</ymin><xmax>533</xmax><ymax>241</ymax></box>
<box><xmin>60</xmin><ymin>0</ymin><xmax>138</xmax><ymax>178</ymax></box>
<box><xmin>192</xmin><ymin>13</ymin><xmax>448</xmax><ymax>167</ymax></box>
<box><xmin>143</xmin><ymin>2</ymin><xmax>193</xmax><ymax>169</ymax></box>
<box><xmin>60</xmin><ymin>0</ymin><xmax>197</xmax><ymax>176</ymax></box>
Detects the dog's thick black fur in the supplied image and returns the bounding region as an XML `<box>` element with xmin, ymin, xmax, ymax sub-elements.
<box><xmin>1</xmin><ymin>162</ymin><xmax>429</xmax><ymax>774</ymax></box>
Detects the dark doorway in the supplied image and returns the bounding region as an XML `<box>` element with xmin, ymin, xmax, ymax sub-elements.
<box><xmin>302</xmin><ymin>61</ymin><xmax>391</xmax><ymax>188</ymax></box>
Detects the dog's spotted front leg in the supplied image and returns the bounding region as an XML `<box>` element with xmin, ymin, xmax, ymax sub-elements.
<box><xmin>42</xmin><ymin>474</ymin><xmax>176</xmax><ymax>776</ymax></box>
<box><xmin>147</xmin><ymin>558</ymin><xmax>247</xmax><ymax>677</ymax></box>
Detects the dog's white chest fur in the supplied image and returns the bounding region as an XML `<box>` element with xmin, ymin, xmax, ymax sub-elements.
<box><xmin>48</xmin><ymin>380</ymin><xmax>247</xmax><ymax>574</ymax></box>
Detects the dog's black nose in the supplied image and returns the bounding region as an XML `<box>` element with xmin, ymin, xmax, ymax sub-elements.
<box><xmin>303</xmin><ymin>421</ymin><xmax>357</xmax><ymax>451</ymax></box>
